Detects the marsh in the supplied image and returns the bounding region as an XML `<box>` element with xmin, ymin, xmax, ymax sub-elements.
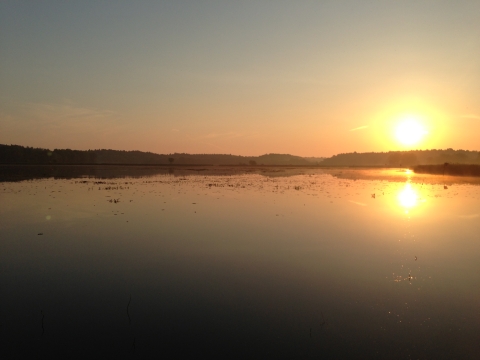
<box><xmin>1</xmin><ymin>166</ymin><xmax>479</xmax><ymax>359</ymax></box>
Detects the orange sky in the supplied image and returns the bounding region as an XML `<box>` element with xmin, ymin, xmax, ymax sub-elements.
<box><xmin>1</xmin><ymin>1</ymin><xmax>479</xmax><ymax>156</ymax></box>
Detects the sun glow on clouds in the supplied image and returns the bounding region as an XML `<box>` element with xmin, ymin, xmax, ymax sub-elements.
<box><xmin>350</xmin><ymin>125</ymin><xmax>368</xmax><ymax>131</ymax></box>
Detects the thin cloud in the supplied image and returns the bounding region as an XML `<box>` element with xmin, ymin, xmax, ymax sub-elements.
<box><xmin>458</xmin><ymin>213</ymin><xmax>480</xmax><ymax>219</ymax></box>
<box><xmin>163</xmin><ymin>67</ymin><xmax>319</xmax><ymax>86</ymax></box>
<box><xmin>349</xmin><ymin>200</ymin><xmax>367</xmax><ymax>206</ymax></box>
<box><xmin>25</xmin><ymin>102</ymin><xmax>117</xmax><ymax>120</ymax></box>
<box><xmin>18</xmin><ymin>101</ymin><xmax>122</xmax><ymax>133</ymax></box>
<box><xmin>201</xmin><ymin>132</ymin><xmax>243</xmax><ymax>140</ymax></box>
<box><xmin>204</xmin><ymin>142</ymin><xmax>224</xmax><ymax>151</ymax></box>
<box><xmin>19</xmin><ymin>102</ymin><xmax>120</xmax><ymax>129</ymax></box>
<box><xmin>459</xmin><ymin>114</ymin><xmax>480</xmax><ymax>119</ymax></box>
<box><xmin>1</xmin><ymin>101</ymin><xmax>126</xmax><ymax>148</ymax></box>
<box><xmin>349</xmin><ymin>125</ymin><xmax>368</xmax><ymax>131</ymax></box>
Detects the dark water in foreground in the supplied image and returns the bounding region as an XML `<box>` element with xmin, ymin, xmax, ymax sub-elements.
<box><xmin>1</xmin><ymin>166</ymin><xmax>479</xmax><ymax>359</ymax></box>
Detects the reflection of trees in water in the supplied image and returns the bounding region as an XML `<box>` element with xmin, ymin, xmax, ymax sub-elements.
<box><xmin>414</xmin><ymin>164</ymin><xmax>480</xmax><ymax>177</ymax></box>
<box><xmin>331</xmin><ymin>168</ymin><xmax>480</xmax><ymax>186</ymax></box>
<box><xmin>0</xmin><ymin>165</ymin><xmax>317</xmax><ymax>182</ymax></box>
<box><xmin>0</xmin><ymin>165</ymin><xmax>172</xmax><ymax>182</ymax></box>
<box><xmin>4</xmin><ymin>164</ymin><xmax>480</xmax><ymax>183</ymax></box>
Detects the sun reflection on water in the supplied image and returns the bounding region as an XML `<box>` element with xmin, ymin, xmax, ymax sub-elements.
<box><xmin>398</xmin><ymin>183</ymin><xmax>418</xmax><ymax>209</ymax></box>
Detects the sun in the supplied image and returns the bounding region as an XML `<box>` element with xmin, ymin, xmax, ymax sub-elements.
<box><xmin>395</xmin><ymin>117</ymin><xmax>428</xmax><ymax>146</ymax></box>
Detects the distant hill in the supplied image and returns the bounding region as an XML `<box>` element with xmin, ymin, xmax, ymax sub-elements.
<box><xmin>0</xmin><ymin>144</ymin><xmax>311</xmax><ymax>166</ymax></box>
<box><xmin>320</xmin><ymin>149</ymin><xmax>480</xmax><ymax>167</ymax></box>
<box><xmin>303</xmin><ymin>157</ymin><xmax>326</xmax><ymax>164</ymax></box>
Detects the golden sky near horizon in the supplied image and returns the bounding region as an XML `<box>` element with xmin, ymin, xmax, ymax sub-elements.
<box><xmin>1</xmin><ymin>1</ymin><xmax>479</xmax><ymax>156</ymax></box>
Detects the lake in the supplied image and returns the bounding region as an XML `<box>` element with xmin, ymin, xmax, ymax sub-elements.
<box><xmin>1</xmin><ymin>166</ymin><xmax>479</xmax><ymax>359</ymax></box>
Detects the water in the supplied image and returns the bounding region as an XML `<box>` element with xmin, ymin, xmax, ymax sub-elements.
<box><xmin>1</xmin><ymin>166</ymin><xmax>479</xmax><ymax>359</ymax></box>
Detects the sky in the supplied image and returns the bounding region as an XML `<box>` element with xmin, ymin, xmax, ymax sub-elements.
<box><xmin>1</xmin><ymin>1</ymin><xmax>479</xmax><ymax>157</ymax></box>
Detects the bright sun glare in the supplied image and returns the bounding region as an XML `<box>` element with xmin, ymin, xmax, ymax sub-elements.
<box><xmin>398</xmin><ymin>183</ymin><xmax>418</xmax><ymax>209</ymax></box>
<box><xmin>395</xmin><ymin>118</ymin><xmax>427</xmax><ymax>146</ymax></box>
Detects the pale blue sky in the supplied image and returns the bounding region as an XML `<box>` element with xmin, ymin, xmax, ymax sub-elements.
<box><xmin>1</xmin><ymin>1</ymin><xmax>479</xmax><ymax>155</ymax></box>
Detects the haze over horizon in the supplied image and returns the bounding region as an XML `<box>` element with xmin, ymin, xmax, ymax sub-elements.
<box><xmin>1</xmin><ymin>1</ymin><xmax>479</xmax><ymax>157</ymax></box>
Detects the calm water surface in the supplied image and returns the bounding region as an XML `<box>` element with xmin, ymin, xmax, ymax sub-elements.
<box><xmin>1</xmin><ymin>166</ymin><xmax>479</xmax><ymax>359</ymax></box>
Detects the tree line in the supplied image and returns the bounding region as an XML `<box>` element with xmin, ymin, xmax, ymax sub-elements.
<box><xmin>0</xmin><ymin>145</ymin><xmax>311</xmax><ymax>165</ymax></box>
<box><xmin>2</xmin><ymin>144</ymin><xmax>478</xmax><ymax>166</ymax></box>
<box><xmin>320</xmin><ymin>149</ymin><xmax>480</xmax><ymax>167</ymax></box>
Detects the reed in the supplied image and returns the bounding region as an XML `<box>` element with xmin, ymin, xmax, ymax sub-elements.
<box><xmin>127</xmin><ymin>295</ymin><xmax>132</xmax><ymax>325</ymax></box>
<box><xmin>40</xmin><ymin>310</ymin><xmax>45</xmax><ymax>336</ymax></box>
<box><xmin>413</xmin><ymin>164</ymin><xmax>480</xmax><ymax>177</ymax></box>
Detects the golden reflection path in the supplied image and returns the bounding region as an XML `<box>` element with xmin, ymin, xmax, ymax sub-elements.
<box><xmin>395</xmin><ymin>170</ymin><xmax>424</xmax><ymax>214</ymax></box>
<box><xmin>398</xmin><ymin>183</ymin><xmax>418</xmax><ymax>209</ymax></box>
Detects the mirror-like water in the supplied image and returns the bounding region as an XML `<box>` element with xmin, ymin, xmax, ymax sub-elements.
<box><xmin>1</xmin><ymin>166</ymin><xmax>479</xmax><ymax>359</ymax></box>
